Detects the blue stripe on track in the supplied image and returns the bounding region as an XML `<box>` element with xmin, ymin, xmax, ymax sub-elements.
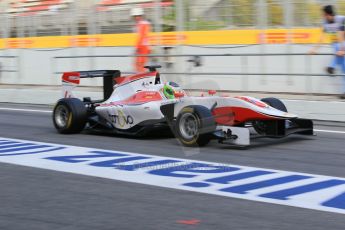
<box><xmin>0</xmin><ymin>147</ymin><xmax>66</xmax><ymax>156</ymax></box>
<box><xmin>260</xmin><ymin>179</ymin><xmax>345</xmax><ymax>200</ymax></box>
<box><xmin>322</xmin><ymin>191</ymin><xmax>345</xmax><ymax>209</ymax></box>
<box><xmin>0</xmin><ymin>143</ymin><xmax>36</xmax><ymax>149</ymax></box>
<box><xmin>206</xmin><ymin>170</ymin><xmax>275</xmax><ymax>184</ymax></box>
<box><xmin>220</xmin><ymin>175</ymin><xmax>312</xmax><ymax>194</ymax></box>
<box><xmin>0</xmin><ymin>145</ymin><xmax>51</xmax><ymax>154</ymax></box>
<box><xmin>0</xmin><ymin>141</ymin><xmax>20</xmax><ymax>146</ymax></box>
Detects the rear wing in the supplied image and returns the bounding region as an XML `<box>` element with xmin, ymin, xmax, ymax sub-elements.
<box><xmin>62</xmin><ymin>70</ymin><xmax>120</xmax><ymax>101</ymax></box>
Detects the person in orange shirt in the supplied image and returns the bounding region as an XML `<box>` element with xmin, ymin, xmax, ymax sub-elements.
<box><xmin>131</xmin><ymin>8</ymin><xmax>151</xmax><ymax>72</ymax></box>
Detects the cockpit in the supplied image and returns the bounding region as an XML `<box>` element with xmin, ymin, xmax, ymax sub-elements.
<box><xmin>161</xmin><ymin>81</ymin><xmax>186</xmax><ymax>99</ymax></box>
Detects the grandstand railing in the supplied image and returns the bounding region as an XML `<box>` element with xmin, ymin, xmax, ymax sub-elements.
<box><xmin>2</xmin><ymin>0</ymin><xmax>344</xmax><ymax>37</ymax></box>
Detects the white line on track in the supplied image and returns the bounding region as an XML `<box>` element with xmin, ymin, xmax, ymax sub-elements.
<box><xmin>0</xmin><ymin>107</ymin><xmax>52</xmax><ymax>113</ymax></box>
<box><xmin>1</xmin><ymin>107</ymin><xmax>345</xmax><ymax>134</ymax></box>
<box><xmin>314</xmin><ymin>129</ymin><xmax>345</xmax><ymax>134</ymax></box>
<box><xmin>284</xmin><ymin>99</ymin><xmax>345</xmax><ymax>104</ymax></box>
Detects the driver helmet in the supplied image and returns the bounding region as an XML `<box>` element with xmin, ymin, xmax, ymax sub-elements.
<box><xmin>162</xmin><ymin>82</ymin><xmax>185</xmax><ymax>99</ymax></box>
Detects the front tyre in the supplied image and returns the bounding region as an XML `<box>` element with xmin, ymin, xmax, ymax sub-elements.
<box><xmin>175</xmin><ymin>105</ymin><xmax>216</xmax><ymax>147</ymax></box>
<box><xmin>261</xmin><ymin>97</ymin><xmax>287</xmax><ymax>113</ymax></box>
<box><xmin>53</xmin><ymin>98</ymin><xmax>87</xmax><ymax>134</ymax></box>
<box><xmin>253</xmin><ymin>97</ymin><xmax>287</xmax><ymax>135</ymax></box>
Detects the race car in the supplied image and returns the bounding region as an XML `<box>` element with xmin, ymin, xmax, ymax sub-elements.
<box><xmin>52</xmin><ymin>65</ymin><xmax>313</xmax><ymax>147</ymax></box>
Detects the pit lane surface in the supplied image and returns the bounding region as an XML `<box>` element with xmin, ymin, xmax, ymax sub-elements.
<box><xmin>0</xmin><ymin>103</ymin><xmax>345</xmax><ymax>230</ymax></box>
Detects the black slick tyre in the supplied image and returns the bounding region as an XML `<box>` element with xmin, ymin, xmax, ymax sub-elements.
<box><xmin>175</xmin><ymin>105</ymin><xmax>216</xmax><ymax>147</ymax></box>
<box><xmin>53</xmin><ymin>98</ymin><xmax>87</xmax><ymax>134</ymax></box>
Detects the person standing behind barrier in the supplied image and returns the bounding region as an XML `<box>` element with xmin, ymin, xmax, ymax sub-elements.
<box><xmin>131</xmin><ymin>8</ymin><xmax>151</xmax><ymax>72</ymax></box>
<box><xmin>309</xmin><ymin>5</ymin><xmax>345</xmax><ymax>99</ymax></box>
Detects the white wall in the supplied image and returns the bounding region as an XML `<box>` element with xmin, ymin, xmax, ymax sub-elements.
<box><xmin>0</xmin><ymin>44</ymin><xmax>343</xmax><ymax>95</ymax></box>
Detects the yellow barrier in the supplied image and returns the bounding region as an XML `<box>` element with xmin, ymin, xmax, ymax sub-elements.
<box><xmin>0</xmin><ymin>28</ymin><xmax>326</xmax><ymax>49</ymax></box>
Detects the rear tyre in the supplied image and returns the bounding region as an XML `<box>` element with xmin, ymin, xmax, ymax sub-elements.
<box><xmin>53</xmin><ymin>98</ymin><xmax>87</xmax><ymax>134</ymax></box>
<box><xmin>253</xmin><ymin>97</ymin><xmax>287</xmax><ymax>135</ymax></box>
<box><xmin>175</xmin><ymin>105</ymin><xmax>216</xmax><ymax>147</ymax></box>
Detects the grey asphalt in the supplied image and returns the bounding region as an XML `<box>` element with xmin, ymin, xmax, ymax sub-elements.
<box><xmin>0</xmin><ymin>103</ymin><xmax>345</xmax><ymax>230</ymax></box>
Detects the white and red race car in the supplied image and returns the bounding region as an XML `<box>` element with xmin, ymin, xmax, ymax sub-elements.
<box><xmin>53</xmin><ymin>66</ymin><xmax>313</xmax><ymax>147</ymax></box>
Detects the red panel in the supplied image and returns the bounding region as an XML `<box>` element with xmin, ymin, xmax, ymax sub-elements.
<box><xmin>141</xmin><ymin>2</ymin><xmax>174</xmax><ymax>8</ymax></box>
<box><xmin>28</xmin><ymin>5</ymin><xmax>49</xmax><ymax>11</ymax></box>
<box><xmin>44</xmin><ymin>0</ymin><xmax>62</xmax><ymax>5</ymax></box>
<box><xmin>96</xmin><ymin>6</ymin><xmax>109</xmax><ymax>11</ymax></box>
<box><xmin>23</xmin><ymin>1</ymin><xmax>63</xmax><ymax>13</ymax></box>
<box><xmin>101</xmin><ymin>91</ymin><xmax>163</xmax><ymax>107</ymax></box>
<box><xmin>208</xmin><ymin>90</ymin><xmax>217</xmax><ymax>96</ymax></box>
<box><xmin>99</xmin><ymin>0</ymin><xmax>121</xmax><ymax>6</ymax></box>
<box><xmin>235</xmin><ymin>96</ymin><xmax>269</xmax><ymax>108</ymax></box>
<box><xmin>212</xmin><ymin>107</ymin><xmax>276</xmax><ymax>126</ymax></box>
<box><xmin>62</xmin><ymin>72</ymin><xmax>80</xmax><ymax>85</ymax></box>
<box><xmin>174</xmin><ymin>92</ymin><xmax>185</xmax><ymax>98</ymax></box>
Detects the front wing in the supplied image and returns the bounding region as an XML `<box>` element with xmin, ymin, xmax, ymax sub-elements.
<box><xmin>214</xmin><ymin>118</ymin><xmax>314</xmax><ymax>146</ymax></box>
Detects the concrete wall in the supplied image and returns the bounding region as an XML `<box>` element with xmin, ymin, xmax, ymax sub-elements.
<box><xmin>0</xmin><ymin>44</ymin><xmax>343</xmax><ymax>95</ymax></box>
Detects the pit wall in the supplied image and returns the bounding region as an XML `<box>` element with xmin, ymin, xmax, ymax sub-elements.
<box><xmin>0</xmin><ymin>28</ymin><xmax>342</xmax><ymax>95</ymax></box>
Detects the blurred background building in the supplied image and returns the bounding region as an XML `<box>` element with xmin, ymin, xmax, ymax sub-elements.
<box><xmin>0</xmin><ymin>0</ymin><xmax>342</xmax><ymax>38</ymax></box>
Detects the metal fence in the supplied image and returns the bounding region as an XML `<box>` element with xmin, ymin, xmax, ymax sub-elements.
<box><xmin>1</xmin><ymin>0</ymin><xmax>345</xmax><ymax>38</ymax></box>
<box><xmin>52</xmin><ymin>52</ymin><xmax>342</xmax><ymax>96</ymax></box>
<box><xmin>0</xmin><ymin>55</ymin><xmax>19</xmax><ymax>73</ymax></box>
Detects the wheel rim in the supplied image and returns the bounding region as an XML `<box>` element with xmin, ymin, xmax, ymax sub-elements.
<box><xmin>55</xmin><ymin>105</ymin><xmax>69</xmax><ymax>128</ymax></box>
<box><xmin>179</xmin><ymin>113</ymin><xmax>199</xmax><ymax>140</ymax></box>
